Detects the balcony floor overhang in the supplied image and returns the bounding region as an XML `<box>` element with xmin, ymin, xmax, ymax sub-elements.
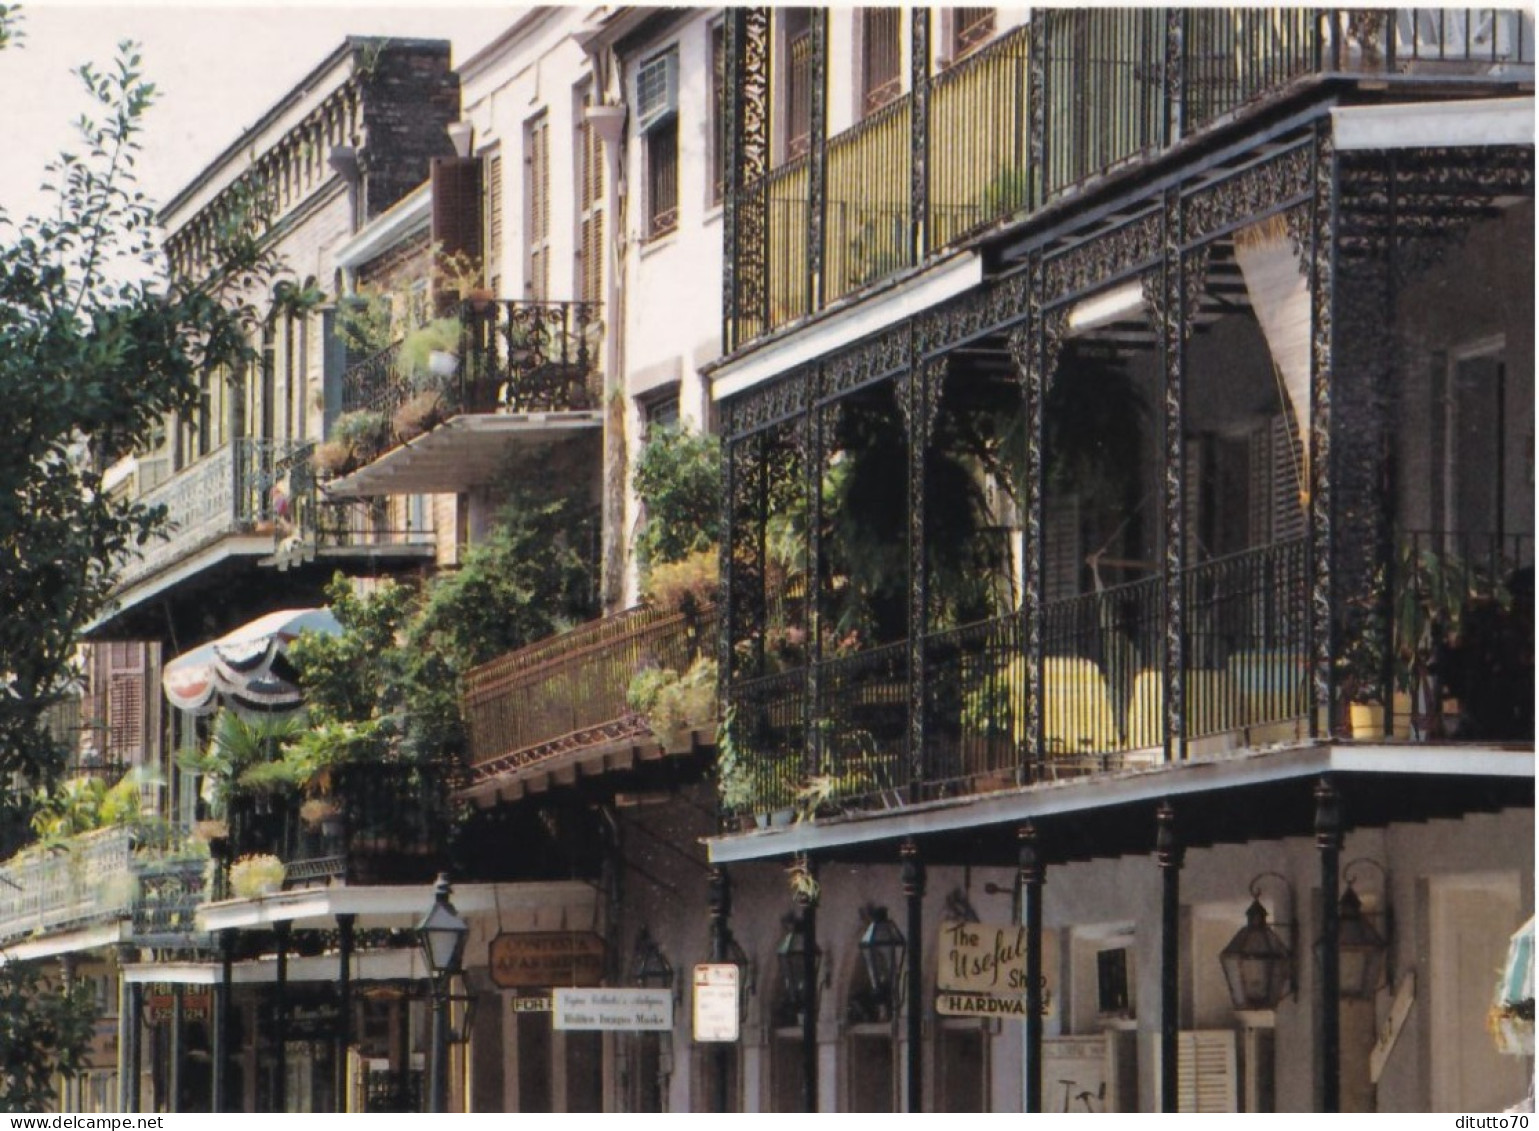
<box><xmin>125</xmin><ymin>948</ymin><xmax>428</xmax><ymax>986</ymax></box>
<box><xmin>196</xmin><ymin>879</ymin><xmax>597</xmax><ymax>933</ymax></box>
<box><xmin>326</xmin><ymin>412</ymin><xmax>603</xmax><ymax>498</ymax></box>
<box><xmin>0</xmin><ymin>921</ymin><xmax>128</xmax><ymax>964</ymax></box>
<box><xmin>706</xmin><ymin>743</ymin><xmax>1534</xmax><ymax>867</ymax></box>
<box><xmin>86</xmin><ymin>534</ymin><xmax>276</xmax><ymax>639</ymax></box>
<box><xmin>1331</xmin><ymin>94</ymin><xmax>1533</xmax><ymax>150</ymax></box>
<box><xmin>461</xmin><ymin>726</ymin><xmax>714</xmax><ymax>806</ymax></box>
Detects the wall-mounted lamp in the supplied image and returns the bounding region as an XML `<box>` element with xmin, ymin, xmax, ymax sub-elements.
<box><xmin>446</xmin><ymin>120</ymin><xmax>475</xmax><ymax>160</ymax></box>
<box><xmin>858</xmin><ymin>905</ymin><xmax>906</xmax><ymax>1019</ymax></box>
<box><xmin>1318</xmin><ymin>858</ymin><xmax>1391</xmax><ymax>1001</ymax></box>
<box><xmin>1219</xmin><ymin>872</ymin><xmax>1296</xmax><ymax>1012</ymax></box>
<box><xmin>632</xmin><ymin>927</ymin><xmax>675</xmax><ymax>997</ymax></box>
<box><xmin>776</xmin><ymin>911</ymin><xmax>822</xmax><ymax>1020</ymax></box>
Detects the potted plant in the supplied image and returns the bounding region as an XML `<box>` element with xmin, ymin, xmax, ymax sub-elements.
<box><xmin>229</xmin><ymin>853</ymin><xmax>286</xmax><ymax>899</ymax></box>
<box><xmin>392</xmin><ymin>388</ymin><xmax>445</xmax><ymax>440</ymax></box>
<box><xmin>311</xmin><ymin>438</ymin><xmax>356</xmax><ymax>478</ymax></box>
<box><xmin>331</xmin><ymin>410</ymin><xmax>389</xmax><ymax>465</ymax></box>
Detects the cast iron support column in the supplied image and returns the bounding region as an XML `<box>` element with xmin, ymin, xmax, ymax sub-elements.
<box><xmin>60</xmin><ymin>956</ymin><xmax>77</xmax><ymax>1112</ymax></box>
<box><xmin>336</xmin><ymin>913</ymin><xmax>356</xmax><ymax>1113</ymax></box>
<box><xmin>1316</xmin><ymin>777</ymin><xmax>1343</xmax><ymax>1112</ymax></box>
<box><xmin>117</xmin><ymin>964</ymin><xmax>133</xmax><ymax>1112</ymax></box>
<box><xmin>910</xmin><ymin>8</ymin><xmax>932</xmax><ymax>260</ymax></box>
<box><xmin>708</xmin><ymin>866</ymin><xmax>732</xmax><ymax>1112</ymax></box>
<box><xmin>125</xmin><ymin>976</ymin><xmax>143</xmax><ymax>1111</ymax></box>
<box><xmin>1020</xmin><ymin>823</ymin><xmax>1045</xmax><ymax>1113</ymax></box>
<box><xmin>168</xmin><ymin>983</ymin><xmax>183</xmax><ymax>1113</ymax></box>
<box><xmin>214</xmin><ymin>929</ymin><xmax>233</xmax><ymax>1112</ymax></box>
<box><xmin>1156</xmin><ymin>802</ymin><xmax>1183</xmax><ymax>1112</ymax></box>
<box><xmin>901</xmin><ymin>839</ymin><xmax>925</xmax><ymax>1113</ymax></box>
<box><xmin>798</xmin><ymin>866</ymin><xmax>819</xmax><ymax>1113</ymax></box>
<box><xmin>807</xmin><ymin>8</ymin><xmax>828</xmax><ymax>311</ymax></box>
<box><xmin>274</xmin><ymin>921</ymin><xmax>290</xmax><ymax>1113</ymax></box>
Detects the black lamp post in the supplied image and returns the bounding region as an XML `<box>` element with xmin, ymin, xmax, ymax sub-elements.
<box><xmin>858</xmin><ymin>906</ymin><xmax>906</xmax><ymax>1020</ymax></box>
<box><xmin>1219</xmin><ymin>874</ymin><xmax>1295</xmax><ymax>1012</ymax></box>
<box><xmin>417</xmin><ymin>873</ymin><xmax>469</xmax><ymax>1114</ymax></box>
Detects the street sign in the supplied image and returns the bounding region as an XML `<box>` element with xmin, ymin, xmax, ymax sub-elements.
<box><xmin>553</xmin><ymin>987</ymin><xmax>673</xmax><ymax>1031</ymax></box>
<box><xmin>692</xmin><ymin>963</ymin><xmax>740</xmax><ymax>1042</ymax></box>
<box><xmin>488</xmin><ymin>931</ymin><xmax>606</xmax><ymax>989</ymax></box>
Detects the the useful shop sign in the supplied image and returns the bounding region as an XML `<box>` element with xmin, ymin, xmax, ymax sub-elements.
<box><xmin>934</xmin><ymin>920</ymin><xmax>1056</xmax><ymax>1019</ymax></box>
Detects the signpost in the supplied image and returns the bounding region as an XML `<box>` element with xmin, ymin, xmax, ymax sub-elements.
<box><xmin>553</xmin><ymin>987</ymin><xmax>673</xmax><ymax>1032</ymax></box>
<box><xmin>692</xmin><ymin>963</ymin><xmax>740</xmax><ymax>1042</ymax></box>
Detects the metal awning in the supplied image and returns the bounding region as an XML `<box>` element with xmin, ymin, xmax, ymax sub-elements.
<box><xmin>1331</xmin><ymin>97</ymin><xmax>1533</xmax><ymax>150</ymax></box>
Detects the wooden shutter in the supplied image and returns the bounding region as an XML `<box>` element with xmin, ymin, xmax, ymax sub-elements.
<box><xmin>525</xmin><ymin>113</ymin><xmax>551</xmax><ymax>301</ymax></box>
<box><xmin>486</xmin><ymin>150</ymin><xmax>504</xmax><ymax>295</ymax></box>
<box><xmin>1171</xmin><ymin>1030</ymin><xmax>1238</xmax><ymax>1113</ymax></box>
<box><xmin>862</xmin><ymin>9</ymin><xmax>903</xmax><ymax>114</ymax></box>
<box><xmin>577</xmin><ymin>90</ymin><xmax>604</xmax><ymax>307</ymax></box>
<box><xmin>431</xmin><ymin>156</ymin><xmax>484</xmax><ymax>311</ymax></box>
<box><xmin>105</xmin><ymin>642</ymin><xmax>147</xmax><ymax>765</ymax></box>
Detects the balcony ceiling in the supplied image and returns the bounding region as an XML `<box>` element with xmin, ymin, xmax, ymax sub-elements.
<box><xmin>461</xmin><ymin>727</ymin><xmax>714</xmax><ymax>808</ymax></box>
<box><xmin>325</xmin><ymin>412</ymin><xmax>604</xmax><ymax>498</ymax></box>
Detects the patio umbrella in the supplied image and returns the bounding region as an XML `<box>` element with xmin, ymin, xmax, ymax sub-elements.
<box><xmin>162</xmin><ymin>607</ymin><xmax>341</xmax><ymax>715</ymax></box>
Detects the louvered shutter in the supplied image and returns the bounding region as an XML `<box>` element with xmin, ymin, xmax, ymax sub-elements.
<box><xmin>430</xmin><ymin>156</ymin><xmax>483</xmax><ymax>312</ymax></box>
<box><xmin>1270</xmin><ymin>412</ymin><xmax>1306</xmax><ymax>542</ymax></box>
<box><xmin>106</xmin><ymin>642</ymin><xmax>147</xmax><ymax>765</ymax></box>
<box><xmin>577</xmin><ymin>91</ymin><xmax>604</xmax><ymax>307</ymax></box>
<box><xmin>1173</xmin><ymin>1030</ymin><xmax>1238</xmax><ymax>1113</ymax></box>
<box><xmin>526</xmin><ymin>114</ymin><xmax>550</xmax><ymax>301</ymax></box>
<box><xmin>486</xmin><ymin>151</ymin><xmax>504</xmax><ymax>295</ymax></box>
<box><xmin>1043</xmin><ymin>493</ymin><xmax>1082</xmax><ymax>603</ymax></box>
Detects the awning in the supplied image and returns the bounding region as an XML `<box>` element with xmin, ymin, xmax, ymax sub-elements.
<box><xmin>163</xmin><ymin>607</ymin><xmax>340</xmax><ymax>715</ymax></box>
<box><xmin>1331</xmin><ymin>97</ymin><xmax>1533</xmax><ymax>151</ymax></box>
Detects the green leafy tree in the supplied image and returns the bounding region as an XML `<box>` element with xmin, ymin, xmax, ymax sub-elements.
<box><xmin>633</xmin><ymin>426</ymin><xmax>721</xmax><ymax>568</ymax></box>
<box><xmin>0</xmin><ymin>964</ymin><xmax>97</xmax><ymax>1113</ymax></box>
<box><xmin>0</xmin><ymin>10</ymin><xmax>277</xmax><ymax>794</ymax></box>
<box><xmin>0</xmin><ymin>8</ymin><xmax>281</xmax><ymax>1103</ymax></box>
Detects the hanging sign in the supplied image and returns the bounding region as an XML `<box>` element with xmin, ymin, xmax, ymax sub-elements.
<box><xmin>692</xmin><ymin>963</ymin><xmax>740</xmax><ymax>1043</ymax></box>
<box><xmin>488</xmin><ymin>931</ymin><xmax>606</xmax><ymax>989</ymax></box>
<box><xmin>511</xmin><ymin>993</ymin><xmax>553</xmax><ymax>1013</ymax></box>
<box><xmin>934</xmin><ymin>920</ymin><xmax>1057</xmax><ymax>1019</ymax></box>
<box><xmin>553</xmin><ymin>987</ymin><xmax>673</xmax><ymax>1031</ymax></box>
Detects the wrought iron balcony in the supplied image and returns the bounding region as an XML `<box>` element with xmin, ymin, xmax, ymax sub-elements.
<box><xmin>224</xmin><ymin>763</ymin><xmax>461</xmax><ymax>889</ymax></box>
<box><xmin>724</xmin><ymin>7</ymin><xmax>1534</xmax><ymax>350</ymax></box>
<box><xmin>328</xmin><ymin>299</ymin><xmax>603</xmax><ymax>496</ymax></box>
<box><xmin>0</xmin><ymin>822</ymin><xmax>212</xmax><ymax>948</ymax></box>
<box><xmin>267</xmin><ymin>441</ymin><xmax>435</xmax><ymax>568</ymax></box>
<box><xmin>463</xmin><ymin>602</ymin><xmax>719</xmax><ymax>790</ymax></box>
<box><xmin>113</xmin><ymin>438</ymin><xmax>308</xmax><ymax>594</ymax></box>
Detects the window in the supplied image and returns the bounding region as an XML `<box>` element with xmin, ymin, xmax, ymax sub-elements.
<box><xmin>936</xmin><ymin>1025</ymin><xmax>988</xmax><ymax>1112</ymax></box>
<box><xmin>576</xmin><ymin>87</ymin><xmax>604</xmax><ymax>304</ymax></box>
<box><xmin>710</xmin><ymin>22</ymin><xmax>726</xmax><ymax>206</ymax></box>
<box><xmin>783</xmin><ymin>10</ymin><xmax>814</xmax><ymax>160</ymax></box>
<box><xmin>861</xmin><ymin>9</ymin><xmax>902</xmax><ymax>115</ymax></box>
<box><xmin>525</xmin><ymin>112</ymin><xmax>551</xmax><ymax>300</ymax></box>
<box><xmin>638</xmin><ymin>48</ymin><xmax>680</xmax><ymax>240</ymax></box>
<box><xmin>951</xmin><ymin>8</ymin><xmax>996</xmax><ymax>61</ymax></box>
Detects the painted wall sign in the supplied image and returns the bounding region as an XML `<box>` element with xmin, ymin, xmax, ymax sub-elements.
<box><xmin>488</xmin><ymin>931</ymin><xmax>606</xmax><ymax>989</ymax></box>
<box><xmin>692</xmin><ymin>963</ymin><xmax>740</xmax><ymax>1043</ymax></box>
<box><xmin>553</xmin><ymin>987</ymin><xmax>673</xmax><ymax>1031</ymax></box>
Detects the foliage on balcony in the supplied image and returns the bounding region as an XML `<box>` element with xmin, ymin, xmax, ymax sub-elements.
<box><xmin>633</xmin><ymin>427</ymin><xmax>722</xmax><ymax>571</ymax></box>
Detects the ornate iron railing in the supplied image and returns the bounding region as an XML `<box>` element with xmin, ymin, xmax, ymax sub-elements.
<box><xmin>725</xmin><ymin>8</ymin><xmax>1533</xmax><ymax>351</ymax></box>
<box><xmin>464</xmin><ymin>602</ymin><xmax>718</xmax><ymax>777</ymax></box>
<box><xmin>131</xmin><ymin>856</ymin><xmax>209</xmax><ymax>943</ymax></box>
<box><xmin>114</xmin><ymin>438</ymin><xmax>306</xmax><ymax>591</ymax></box>
<box><xmin>0</xmin><ymin>826</ymin><xmax>135</xmax><ymax>943</ymax></box>
<box><xmin>1344</xmin><ymin>529</ymin><xmax>1533</xmax><ymax>741</ymax></box>
<box><xmin>225</xmin><ymin>763</ymin><xmax>460</xmax><ymax>889</ymax></box>
<box><xmin>282</xmin><ymin>442</ymin><xmax>435</xmax><ymax>555</ymax></box>
<box><xmin>723</xmin><ymin>538</ymin><xmax>1315</xmax><ymax>815</ymax></box>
